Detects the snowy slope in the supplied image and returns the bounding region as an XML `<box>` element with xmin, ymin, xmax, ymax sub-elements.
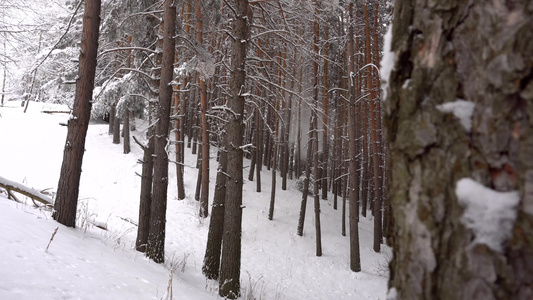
<box><xmin>0</xmin><ymin>101</ymin><xmax>389</xmax><ymax>299</ymax></box>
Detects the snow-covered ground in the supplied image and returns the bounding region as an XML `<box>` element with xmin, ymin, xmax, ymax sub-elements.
<box><xmin>0</xmin><ymin>100</ymin><xmax>389</xmax><ymax>299</ymax></box>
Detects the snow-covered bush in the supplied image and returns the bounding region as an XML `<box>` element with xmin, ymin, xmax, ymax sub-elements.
<box><xmin>295</xmin><ymin>175</ymin><xmax>314</xmax><ymax>196</ymax></box>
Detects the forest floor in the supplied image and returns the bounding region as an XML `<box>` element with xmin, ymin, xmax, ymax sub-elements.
<box><xmin>0</xmin><ymin>100</ymin><xmax>389</xmax><ymax>300</ymax></box>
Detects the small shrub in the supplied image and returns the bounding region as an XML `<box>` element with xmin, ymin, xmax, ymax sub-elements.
<box><xmin>295</xmin><ymin>175</ymin><xmax>314</xmax><ymax>196</ymax></box>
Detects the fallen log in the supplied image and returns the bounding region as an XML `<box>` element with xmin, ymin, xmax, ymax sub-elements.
<box><xmin>41</xmin><ymin>110</ymin><xmax>71</xmax><ymax>114</ymax></box>
<box><xmin>0</xmin><ymin>175</ymin><xmax>53</xmax><ymax>207</ymax></box>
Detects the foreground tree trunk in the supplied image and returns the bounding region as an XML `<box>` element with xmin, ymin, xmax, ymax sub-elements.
<box><xmin>146</xmin><ymin>0</ymin><xmax>176</xmax><ymax>263</ymax></box>
<box><xmin>386</xmin><ymin>1</ymin><xmax>533</xmax><ymax>299</ymax></box>
<box><xmin>53</xmin><ymin>0</ymin><xmax>101</xmax><ymax>227</ymax></box>
<box><xmin>219</xmin><ymin>0</ymin><xmax>249</xmax><ymax>297</ymax></box>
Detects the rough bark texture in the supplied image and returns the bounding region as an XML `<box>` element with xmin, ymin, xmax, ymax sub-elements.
<box><xmin>146</xmin><ymin>0</ymin><xmax>175</xmax><ymax>263</ymax></box>
<box><xmin>218</xmin><ymin>0</ymin><xmax>249</xmax><ymax>297</ymax></box>
<box><xmin>52</xmin><ymin>0</ymin><xmax>101</xmax><ymax>227</ymax></box>
<box><xmin>386</xmin><ymin>0</ymin><xmax>533</xmax><ymax>299</ymax></box>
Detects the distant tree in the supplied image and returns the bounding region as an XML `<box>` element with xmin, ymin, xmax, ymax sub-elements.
<box><xmin>53</xmin><ymin>0</ymin><xmax>101</xmax><ymax>227</ymax></box>
<box><xmin>385</xmin><ymin>0</ymin><xmax>533</xmax><ymax>298</ymax></box>
<box><xmin>197</xmin><ymin>1</ymin><xmax>210</xmax><ymax>218</ymax></box>
<box><xmin>346</xmin><ymin>1</ymin><xmax>361</xmax><ymax>272</ymax></box>
<box><xmin>311</xmin><ymin>1</ymin><xmax>322</xmax><ymax>257</ymax></box>
<box><xmin>1</xmin><ymin>38</ymin><xmax>6</xmax><ymax>106</ymax></box>
<box><xmin>363</xmin><ymin>2</ymin><xmax>383</xmax><ymax>253</ymax></box>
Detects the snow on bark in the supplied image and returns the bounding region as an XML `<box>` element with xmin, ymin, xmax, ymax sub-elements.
<box><xmin>456</xmin><ymin>177</ymin><xmax>520</xmax><ymax>252</ymax></box>
<box><xmin>386</xmin><ymin>287</ymin><xmax>398</xmax><ymax>300</ymax></box>
<box><xmin>436</xmin><ymin>99</ymin><xmax>475</xmax><ymax>132</ymax></box>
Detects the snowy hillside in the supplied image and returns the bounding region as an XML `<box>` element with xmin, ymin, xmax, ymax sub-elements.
<box><xmin>0</xmin><ymin>101</ymin><xmax>389</xmax><ymax>299</ymax></box>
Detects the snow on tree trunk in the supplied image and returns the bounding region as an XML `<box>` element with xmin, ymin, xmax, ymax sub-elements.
<box><xmin>53</xmin><ymin>0</ymin><xmax>101</xmax><ymax>228</ymax></box>
<box><xmin>385</xmin><ymin>0</ymin><xmax>533</xmax><ymax>298</ymax></box>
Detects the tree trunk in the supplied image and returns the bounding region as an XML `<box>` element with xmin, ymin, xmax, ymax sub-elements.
<box><xmin>135</xmin><ymin>121</ymin><xmax>155</xmax><ymax>252</ymax></box>
<box><xmin>364</xmin><ymin>3</ymin><xmax>382</xmax><ymax>252</ymax></box>
<box><xmin>197</xmin><ymin>1</ymin><xmax>209</xmax><ymax>218</ymax></box>
<box><xmin>108</xmin><ymin>105</ymin><xmax>115</xmax><ymax>135</ymax></box>
<box><xmin>173</xmin><ymin>54</ymin><xmax>185</xmax><ymax>200</ymax></box>
<box><xmin>386</xmin><ymin>1</ymin><xmax>533</xmax><ymax>299</ymax></box>
<box><xmin>135</xmin><ymin>0</ymin><xmax>159</xmax><ymax>253</ymax></box>
<box><xmin>53</xmin><ymin>0</ymin><xmax>101</xmax><ymax>227</ymax></box>
<box><xmin>247</xmin><ymin>115</ymin><xmax>256</xmax><ymax>181</ymax></box>
<box><xmin>113</xmin><ymin>113</ymin><xmax>120</xmax><ymax>144</ymax></box>
<box><xmin>341</xmin><ymin>177</ymin><xmax>347</xmax><ymax>237</ymax></box>
<box><xmin>268</xmin><ymin>48</ymin><xmax>283</xmax><ymax>220</ymax></box>
<box><xmin>253</xmin><ymin>39</ymin><xmax>264</xmax><ymax>191</ymax></box>
<box><xmin>218</xmin><ymin>0</ymin><xmax>249</xmax><ymax>297</ymax></box>
<box><xmin>321</xmin><ymin>23</ymin><xmax>329</xmax><ymax>201</ymax></box>
<box><xmin>295</xmin><ymin>56</ymin><xmax>303</xmax><ymax>179</ymax></box>
<box><xmin>296</xmin><ymin>111</ymin><xmax>314</xmax><ymax>237</ymax></box>
<box><xmin>255</xmin><ymin>100</ymin><xmax>263</xmax><ymax>192</ymax></box>
<box><xmin>312</xmin><ymin>5</ymin><xmax>322</xmax><ymax>256</ymax></box>
<box><xmin>146</xmin><ymin>0</ymin><xmax>175</xmax><ymax>264</ymax></box>
<box><xmin>347</xmin><ymin>2</ymin><xmax>361</xmax><ymax>272</ymax></box>
<box><xmin>1</xmin><ymin>39</ymin><xmax>6</xmax><ymax>106</ymax></box>
<box><xmin>123</xmin><ymin>36</ymin><xmax>133</xmax><ymax>155</ymax></box>
<box><xmin>268</xmin><ymin>130</ymin><xmax>278</xmax><ymax>220</ymax></box>
<box><xmin>195</xmin><ymin>149</ymin><xmax>202</xmax><ymax>201</ymax></box>
<box><xmin>202</xmin><ymin>150</ymin><xmax>227</xmax><ymax>280</ymax></box>
<box><xmin>282</xmin><ymin>50</ymin><xmax>295</xmax><ymax>190</ymax></box>
<box><xmin>123</xmin><ymin>108</ymin><xmax>131</xmax><ymax>154</ymax></box>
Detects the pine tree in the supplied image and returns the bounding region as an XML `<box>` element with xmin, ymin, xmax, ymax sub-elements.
<box><xmin>53</xmin><ymin>0</ymin><xmax>102</xmax><ymax>227</ymax></box>
<box><xmin>145</xmin><ymin>0</ymin><xmax>176</xmax><ymax>263</ymax></box>
<box><xmin>218</xmin><ymin>0</ymin><xmax>250</xmax><ymax>297</ymax></box>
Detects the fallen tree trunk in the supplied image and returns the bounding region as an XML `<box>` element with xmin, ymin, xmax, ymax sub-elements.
<box><xmin>0</xmin><ymin>175</ymin><xmax>53</xmax><ymax>206</ymax></box>
<box><xmin>41</xmin><ymin>110</ymin><xmax>71</xmax><ymax>114</ymax></box>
